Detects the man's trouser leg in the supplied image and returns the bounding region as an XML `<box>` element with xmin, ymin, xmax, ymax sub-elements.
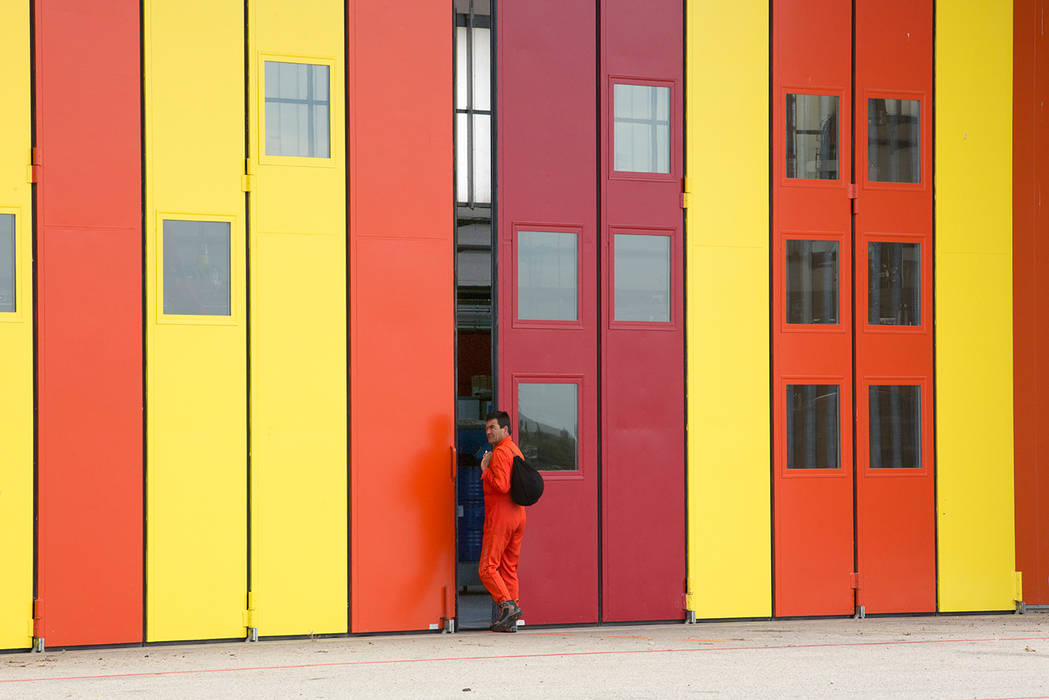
<box><xmin>497</xmin><ymin>519</ymin><xmax>524</xmax><ymax>602</ymax></box>
<box><xmin>479</xmin><ymin>519</ymin><xmax>512</xmax><ymax>603</ymax></box>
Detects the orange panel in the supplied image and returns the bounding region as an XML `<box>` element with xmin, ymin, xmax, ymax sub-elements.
<box><xmin>348</xmin><ymin>0</ymin><xmax>455</xmax><ymax>633</ymax></box>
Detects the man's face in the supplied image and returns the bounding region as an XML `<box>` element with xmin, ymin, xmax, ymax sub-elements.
<box><xmin>485</xmin><ymin>419</ymin><xmax>509</xmax><ymax>445</ymax></box>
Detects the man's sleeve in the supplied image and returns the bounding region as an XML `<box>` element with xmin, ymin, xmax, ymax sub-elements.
<box><xmin>481</xmin><ymin>448</ymin><xmax>513</xmax><ymax>494</ymax></box>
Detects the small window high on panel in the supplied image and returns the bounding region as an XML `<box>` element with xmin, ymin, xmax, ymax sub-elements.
<box><xmin>868</xmin><ymin>98</ymin><xmax>920</xmax><ymax>183</ymax></box>
<box><xmin>265</xmin><ymin>61</ymin><xmax>331</xmax><ymax>158</ymax></box>
<box><xmin>614</xmin><ymin>233</ymin><xmax>670</xmax><ymax>322</ymax></box>
<box><xmin>163</xmin><ymin>220</ymin><xmax>231</xmax><ymax>316</ymax></box>
<box><xmin>786</xmin><ymin>384</ymin><xmax>841</xmax><ymax>469</ymax></box>
<box><xmin>786</xmin><ymin>240</ymin><xmax>839</xmax><ymax>324</ymax></box>
<box><xmin>517</xmin><ymin>230</ymin><xmax>577</xmax><ymax>321</ymax></box>
<box><xmin>868</xmin><ymin>241</ymin><xmax>920</xmax><ymax>326</ymax></box>
<box><xmin>786</xmin><ymin>94</ymin><xmax>839</xmax><ymax>180</ymax></box>
<box><xmin>0</xmin><ymin>214</ymin><xmax>14</xmax><ymax>313</ymax></box>
<box><xmin>614</xmin><ymin>84</ymin><xmax>670</xmax><ymax>174</ymax></box>
<box><xmin>518</xmin><ymin>382</ymin><xmax>579</xmax><ymax>471</ymax></box>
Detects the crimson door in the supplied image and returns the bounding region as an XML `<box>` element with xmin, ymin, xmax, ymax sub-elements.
<box><xmin>600</xmin><ymin>0</ymin><xmax>685</xmax><ymax>622</ymax></box>
<box><xmin>854</xmin><ymin>0</ymin><xmax>935</xmax><ymax>613</ymax></box>
<box><xmin>498</xmin><ymin>0</ymin><xmax>599</xmax><ymax>624</ymax></box>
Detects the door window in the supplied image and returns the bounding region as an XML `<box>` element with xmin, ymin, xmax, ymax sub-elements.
<box><xmin>786</xmin><ymin>94</ymin><xmax>839</xmax><ymax>179</ymax></box>
<box><xmin>518</xmin><ymin>382</ymin><xmax>579</xmax><ymax>471</ymax></box>
<box><xmin>614</xmin><ymin>233</ymin><xmax>670</xmax><ymax>322</ymax></box>
<box><xmin>0</xmin><ymin>214</ymin><xmax>14</xmax><ymax>313</ymax></box>
<box><xmin>613</xmin><ymin>83</ymin><xmax>671</xmax><ymax>174</ymax></box>
<box><xmin>867</xmin><ymin>241</ymin><xmax>920</xmax><ymax>325</ymax></box>
<box><xmin>868</xmin><ymin>98</ymin><xmax>920</xmax><ymax>183</ymax></box>
<box><xmin>787</xmin><ymin>384</ymin><xmax>841</xmax><ymax>469</ymax></box>
<box><xmin>163</xmin><ymin>220</ymin><xmax>232</xmax><ymax>316</ymax></box>
<box><xmin>264</xmin><ymin>61</ymin><xmax>331</xmax><ymax>158</ymax></box>
<box><xmin>869</xmin><ymin>385</ymin><xmax>921</xmax><ymax>468</ymax></box>
<box><xmin>517</xmin><ymin>230</ymin><xmax>578</xmax><ymax>321</ymax></box>
<box><xmin>786</xmin><ymin>240</ymin><xmax>839</xmax><ymax>324</ymax></box>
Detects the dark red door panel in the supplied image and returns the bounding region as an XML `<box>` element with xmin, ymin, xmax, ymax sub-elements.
<box><xmin>854</xmin><ymin>0</ymin><xmax>935</xmax><ymax>613</ymax></box>
<box><xmin>600</xmin><ymin>0</ymin><xmax>685</xmax><ymax>622</ymax></box>
<box><xmin>772</xmin><ymin>0</ymin><xmax>855</xmax><ymax>617</ymax></box>
<box><xmin>497</xmin><ymin>0</ymin><xmax>599</xmax><ymax>625</ymax></box>
<box><xmin>35</xmin><ymin>0</ymin><xmax>143</xmax><ymax>645</ymax></box>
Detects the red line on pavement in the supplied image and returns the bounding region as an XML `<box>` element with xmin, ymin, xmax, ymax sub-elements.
<box><xmin>3</xmin><ymin>636</ymin><xmax>1048</xmax><ymax>684</ymax></box>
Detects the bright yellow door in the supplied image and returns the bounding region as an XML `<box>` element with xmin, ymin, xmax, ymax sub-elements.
<box><xmin>247</xmin><ymin>0</ymin><xmax>347</xmax><ymax>636</ymax></box>
<box><xmin>0</xmin><ymin>1</ymin><xmax>34</xmax><ymax>651</ymax></box>
<box><xmin>144</xmin><ymin>0</ymin><xmax>248</xmax><ymax>642</ymax></box>
<box><xmin>685</xmin><ymin>0</ymin><xmax>772</xmax><ymax>619</ymax></box>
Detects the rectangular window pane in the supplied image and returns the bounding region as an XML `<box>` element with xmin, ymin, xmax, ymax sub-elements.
<box><xmin>163</xmin><ymin>220</ymin><xmax>231</xmax><ymax>316</ymax></box>
<box><xmin>786</xmin><ymin>94</ymin><xmax>839</xmax><ymax>179</ymax></box>
<box><xmin>0</xmin><ymin>214</ymin><xmax>15</xmax><ymax>313</ymax></box>
<box><xmin>265</xmin><ymin>61</ymin><xmax>330</xmax><ymax>158</ymax></box>
<box><xmin>868</xmin><ymin>242</ymin><xmax>920</xmax><ymax>326</ymax></box>
<box><xmin>455</xmin><ymin>113</ymin><xmax>469</xmax><ymax>202</ymax></box>
<box><xmin>614</xmin><ymin>83</ymin><xmax>671</xmax><ymax>174</ymax></box>
<box><xmin>472</xmin><ymin>114</ymin><xmax>491</xmax><ymax>204</ymax></box>
<box><xmin>614</xmin><ymin>234</ymin><xmax>670</xmax><ymax>322</ymax></box>
<box><xmin>518</xmin><ymin>382</ymin><xmax>578</xmax><ymax>471</ymax></box>
<box><xmin>868</xmin><ymin>98</ymin><xmax>920</xmax><ymax>183</ymax></box>
<box><xmin>786</xmin><ymin>240</ymin><xmax>839</xmax><ymax>324</ymax></box>
<box><xmin>787</xmin><ymin>384</ymin><xmax>841</xmax><ymax>469</ymax></box>
<box><xmin>869</xmin><ymin>385</ymin><xmax>921</xmax><ymax>468</ymax></box>
<box><xmin>517</xmin><ymin>230</ymin><xmax>577</xmax><ymax>321</ymax></box>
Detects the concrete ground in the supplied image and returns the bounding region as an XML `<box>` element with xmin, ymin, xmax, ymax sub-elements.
<box><xmin>2</xmin><ymin>612</ymin><xmax>1048</xmax><ymax>699</ymax></box>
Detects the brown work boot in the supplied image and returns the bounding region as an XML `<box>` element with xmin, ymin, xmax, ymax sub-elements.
<box><xmin>490</xmin><ymin>600</ymin><xmax>522</xmax><ymax>632</ymax></box>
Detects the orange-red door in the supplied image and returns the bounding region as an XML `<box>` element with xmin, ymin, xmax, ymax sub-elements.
<box><xmin>772</xmin><ymin>0</ymin><xmax>855</xmax><ymax>617</ymax></box>
<box><xmin>854</xmin><ymin>0</ymin><xmax>935</xmax><ymax>613</ymax></box>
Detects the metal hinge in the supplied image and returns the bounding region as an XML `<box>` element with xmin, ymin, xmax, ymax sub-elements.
<box><xmin>32</xmin><ymin>598</ymin><xmax>44</xmax><ymax>652</ymax></box>
<box><xmin>681</xmin><ymin>176</ymin><xmax>691</xmax><ymax>209</ymax></box>
<box><xmin>847</xmin><ymin>183</ymin><xmax>858</xmax><ymax>214</ymax></box>
<box><xmin>1014</xmin><ymin>571</ymin><xmax>1025</xmax><ymax>614</ymax></box>
<box><xmin>27</xmin><ymin>147</ymin><xmax>40</xmax><ymax>183</ymax></box>
<box><xmin>241</xmin><ymin>158</ymin><xmax>255</xmax><ymax>192</ymax></box>
<box><xmin>244</xmin><ymin>592</ymin><xmax>258</xmax><ymax>641</ymax></box>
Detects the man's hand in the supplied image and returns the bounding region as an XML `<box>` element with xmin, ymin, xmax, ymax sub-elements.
<box><xmin>480</xmin><ymin>450</ymin><xmax>492</xmax><ymax>471</ymax></box>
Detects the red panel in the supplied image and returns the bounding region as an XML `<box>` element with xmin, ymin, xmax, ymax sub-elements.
<box><xmin>34</xmin><ymin>0</ymin><xmax>143</xmax><ymax>645</ymax></box>
<box><xmin>348</xmin><ymin>0</ymin><xmax>456</xmax><ymax>633</ymax></box>
<box><xmin>772</xmin><ymin>0</ymin><xmax>855</xmax><ymax>617</ymax></box>
<box><xmin>1013</xmin><ymin>0</ymin><xmax>1049</xmax><ymax>606</ymax></box>
<box><xmin>854</xmin><ymin>0</ymin><xmax>935</xmax><ymax>613</ymax></box>
<box><xmin>498</xmin><ymin>0</ymin><xmax>599</xmax><ymax>625</ymax></box>
<box><xmin>600</xmin><ymin>0</ymin><xmax>685</xmax><ymax>622</ymax></box>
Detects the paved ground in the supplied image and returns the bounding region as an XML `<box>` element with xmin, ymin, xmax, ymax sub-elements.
<box><xmin>2</xmin><ymin>612</ymin><xmax>1048</xmax><ymax>698</ymax></box>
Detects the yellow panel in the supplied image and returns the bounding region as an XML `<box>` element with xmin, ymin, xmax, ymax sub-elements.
<box><xmin>247</xmin><ymin>0</ymin><xmax>347</xmax><ymax>636</ymax></box>
<box><xmin>685</xmin><ymin>0</ymin><xmax>771</xmax><ymax>618</ymax></box>
<box><xmin>144</xmin><ymin>0</ymin><xmax>247</xmax><ymax>641</ymax></box>
<box><xmin>0</xmin><ymin>1</ymin><xmax>33</xmax><ymax>651</ymax></box>
<box><xmin>935</xmin><ymin>1</ymin><xmax>1016</xmax><ymax>612</ymax></box>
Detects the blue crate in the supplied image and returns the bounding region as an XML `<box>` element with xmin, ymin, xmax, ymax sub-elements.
<box><xmin>457</xmin><ymin>466</ymin><xmax>484</xmax><ymax>502</ymax></box>
<box><xmin>461</xmin><ymin>500</ymin><xmax>485</xmax><ymax>529</ymax></box>
<box><xmin>458</xmin><ymin>528</ymin><xmax>483</xmax><ymax>562</ymax></box>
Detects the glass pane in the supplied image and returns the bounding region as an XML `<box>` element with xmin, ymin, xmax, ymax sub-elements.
<box><xmin>517</xmin><ymin>230</ymin><xmax>577</xmax><ymax>321</ymax></box>
<box><xmin>472</xmin><ymin>114</ymin><xmax>491</xmax><ymax>204</ymax></box>
<box><xmin>457</xmin><ymin>250</ymin><xmax>491</xmax><ymax>287</ymax></box>
<box><xmin>471</xmin><ymin>27</ymin><xmax>491</xmax><ymax>111</ymax></box>
<box><xmin>455</xmin><ymin>113</ymin><xmax>469</xmax><ymax>202</ymax></box>
<box><xmin>787</xmin><ymin>384</ymin><xmax>841</xmax><ymax>469</ymax></box>
<box><xmin>614</xmin><ymin>84</ymin><xmax>671</xmax><ymax>174</ymax></box>
<box><xmin>786</xmin><ymin>240</ymin><xmax>839</xmax><ymax>324</ymax></box>
<box><xmin>614</xmin><ymin>234</ymin><xmax>670</xmax><ymax>322</ymax></box>
<box><xmin>868</xmin><ymin>98</ymin><xmax>920</xmax><ymax>183</ymax></box>
<box><xmin>869</xmin><ymin>385</ymin><xmax>921</xmax><ymax>468</ymax></box>
<box><xmin>163</xmin><ymin>220</ymin><xmax>231</xmax><ymax>316</ymax></box>
<box><xmin>264</xmin><ymin>61</ymin><xmax>330</xmax><ymax>158</ymax></box>
<box><xmin>455</xmin><ymin>26</ymin><xmax>468</xmax><ymax>110</ymax></box>
<box><xmin>868</xmin><ymin>242</ymin><xmax>920</xmax><ymax>326</ymax></box>
<box><xmin>0</xmin><ymin>214</ymin><xmax>14</xmax><ymax>313</ymax></box>
<box><xmin>786</xmin><ymin>94</ymin><xmax>839</xmax><ymax>179</ymax></box>
<box><xmin>518</xmin><ymin>383</ymin><xmax>578</xmax><ymax>471</ymax></box>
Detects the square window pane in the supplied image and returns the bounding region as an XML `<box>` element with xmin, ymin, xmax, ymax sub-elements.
<box><xmin>614</xmin><ymin>84</ymin><xmax>671</xmax><ymax>174</ymax></box>
<box><xmin>868</xmin><ymin>242</ymin><xmax>920</xmax><ymax>326</ymax></box>
<box><xmin>868</xmin><ymin>98</ymin><xmax>920</xmax><ymax>183</ymax></box>
<box><xmin>163</xmin><ymin>220</ymin><xmax>231</xmax><ymax>316</ymax></box>
<box><xmin>517</xmin><ymin>230</ymin><xmax>577</xmax><ymax>321</ymax></box>
<box><xmin>786</xmin><ymin>240</ymin><xmax>839</xmax><ymax>324</ymax></box>
<box><xmin>0</xmin><ymin>214</ymin><xmax>15</xmax><ymax>313</ymax></box>
<box><xmin>614</xmin><ymin>234</ymin><xmax>670</xmax><ymax>322</ymax></box>
<box><xmin>518</xmin><ymin>383</ymin><xmax>578</xmax><ymax>471</ymax></box>
<box><xmin>786</xmin><ymin>94</ymin><xmax>839</xmax><ymax>179</ymax></box>
<box><xmin>869</xmin><ymin>385</ymin><xmax>921</xmax><ymax>468</ymax></box>
<box><xmin>265</xmin><ymin>61</ymin><xmax>330</xmax><ymax>158</ymax></box>
<box><xmin>787</xmin><ymin>384</ymin><xmax>841</xmax><ymax>469</ymax></box>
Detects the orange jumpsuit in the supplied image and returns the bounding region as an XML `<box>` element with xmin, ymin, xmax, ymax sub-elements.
<box><xmin>479</xmin><ymin>436</ymin><xmax>526</xmax><ymax>604</ymax></box>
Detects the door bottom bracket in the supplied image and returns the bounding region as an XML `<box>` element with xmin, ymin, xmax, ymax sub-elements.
<box><xmin>246</xmin><ymin>627</ymin><xmax>259</xmax><ymax>642</ymax></box>
<box><xmin>854</xmin><ymin>605</ymin><xmax>866</xmax><ymax>619</ymax></box>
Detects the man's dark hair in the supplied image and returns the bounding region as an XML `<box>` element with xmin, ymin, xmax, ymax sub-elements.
<box><xmin>485</xmin><ymin>410</ymin><xmax>512</xmax><ymax>433</ymax></box>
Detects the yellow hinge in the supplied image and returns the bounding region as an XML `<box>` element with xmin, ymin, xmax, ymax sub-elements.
<box><xmin>28</xmin><ymin>147</ymin><xmax>40</xmax><ymax>183</ymax></box>
<box><xmin>1015</xmin><ymin>571</ymin><xmax>1023</xmax><ymax>602</ymax></box>
<box><xmin>243</xmin><ymin>592</ymin><xmax>257</xmax><ymax>628</ymax></box>
<box><xmin>27</xmin><ymin>164</ymin><xmax>35</xmax><ymax>184</ymax></box>
<box><xmin>681</xmin><ymin>176</ymin><xmax>691</xmax><ymax>210</ymax></box>
<box><xmin>241</xmin><ymin>158</ymin><xmax>255</xmax><ymax>192</ymax></box>
<box><xmin>684</xmin><ymin>577</ymin><xmax>694</xmax><ymax>608</ymax></box>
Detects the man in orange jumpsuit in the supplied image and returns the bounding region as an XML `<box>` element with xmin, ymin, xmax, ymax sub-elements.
<box><xmin>479</xmin><ymin>410</ymin><xmax>526</xmax><ymax>632</ymax></box>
